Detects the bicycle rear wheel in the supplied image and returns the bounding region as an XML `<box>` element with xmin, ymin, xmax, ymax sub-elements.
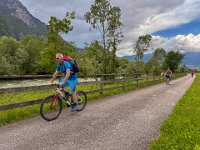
<box><xmin>166</xmin><ymin>78</ymin><xmax>170</xmax><ymax>85</ymax></box>
<box><xmin>40</xmin><ymin>95</ymin><xmax>63</xmax><ymax>121</ymax></box>
<box><xmin>76</xmin><ymin>91</ymin><xmax>87</xmax><ymax>111</ymax></box>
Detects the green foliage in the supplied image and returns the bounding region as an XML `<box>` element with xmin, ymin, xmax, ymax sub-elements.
<box><xmin>0</xmin><ymin>36</ymin><xmax>27</xmax><ymax>75</ymax></box>
<box><xmin>116</xmin><ymin>58</ymin><xmax>146</xmax><ymax>76</ymax></box>
<box><xmin>150</xmin><ymin>74</ymin><xmax>200</xmax><ymax>149</ymax></box>
<box><xmin>39</xmin><ymin>41</ymin><xmax>77</xmax><ymax>74</ymax></box>
<box><xmin>78</xmin><ymin>41</ymin><xmax>103</xmax><ymax>77</ymax></box>
<box><xmin>116</xmin><ymin>58</ymin><xmax>130</xmax><ymax>74</ymax></box>
<box><xmin>20</xmin><ymin>35</ymin><xmax>46</xmax><ymax>74</ymax></box>
<box><xmin>0</xmin><ymin>34</ymin><xmax>77</xmax><ymax>75</ymax></box>
<box><xmin>134</xmin><ymin>34</ymin><xmax>152</xmax><ymax>61</ymax></box>
<box><xmin>46</xmin><ymin>12</ymin><xmax>75</xmax><ymax>48</ymax></box>
<box><xmin>145</xmin><ymin>49</ymin><xmax>186</xmax><ymax>75</ymax></box>
<box><xmin>164</xmin><ymin>51</ymin><xmax>184</xmax><ymax>72</ymax></box>
<box><xmin>134</xmin><ymin>61</ymin><xmax>145</xmax><ymax>75</ymax></box>
<box><xmin>146</xmin><ymin>48</ymin><xmax>166</xmax><ymax>75</ymax></box>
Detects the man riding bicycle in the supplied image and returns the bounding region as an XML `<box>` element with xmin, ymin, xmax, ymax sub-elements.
<box><xmin>50</xmin><ymin>53</ymin><xmax>78</xmax><ymax>112</ymax></box>
<box><xmin>165</xmin><ymin>68</ymin><xmax>172</xmax><ymax>81</ymax></box>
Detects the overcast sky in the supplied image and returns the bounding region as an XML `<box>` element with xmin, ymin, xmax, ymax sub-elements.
<box><xmin>18</xmin><ymin>0</ymin><xmax>200</xmax><ymax>56</ymax></box>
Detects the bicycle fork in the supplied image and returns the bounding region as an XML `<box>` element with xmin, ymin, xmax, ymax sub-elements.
<box><xmin>50</xmin><ymin>94</ymin><xmax>59</xmax><ymax>109</ymax></box>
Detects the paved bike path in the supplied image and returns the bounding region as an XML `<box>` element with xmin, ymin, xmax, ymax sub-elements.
<box><xmin>0</xmin><ymin>75</ymin><xmax>195</xmax><ymax>150</ymax></box>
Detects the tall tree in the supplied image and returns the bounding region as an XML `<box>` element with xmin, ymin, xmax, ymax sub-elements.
<box><xmin>84</xmin><ymin>0</ymin><xmax>123</xmax><ymax>74</ymax></box>
<box><xmin>164</xmin><ymin>51</ymin><xmax>184</xmax><ymax>72</ymax></box>
<box><xmin>149</xmin><ymin>48</ymin><xmax>166</xmax><ymax>75</ymax></box>
<box><xmin>134</xmin><ymin>34</ymin><xmax>152</xmax><ymax>61</ymax></box>
<box><xmin>107</xmin><ymin>6</ymin><xmax>123</xmax><ymax>73</ymax></box>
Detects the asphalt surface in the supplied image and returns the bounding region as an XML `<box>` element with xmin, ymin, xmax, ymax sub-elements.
<box><xmin>0</xmin><ymin>75</ymin><xmax>195</xmax><ymax>150</ymax></box>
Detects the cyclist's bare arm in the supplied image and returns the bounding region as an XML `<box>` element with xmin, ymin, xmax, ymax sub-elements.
<box><xmin>62</xmin><ymin>69</ymin><xmax>70</xmax><ymax>84</ymax></box>
<box><xmin>50</xmin><ymin>71</ymin><xmax>58</xmax><ymax>85</ymax></box>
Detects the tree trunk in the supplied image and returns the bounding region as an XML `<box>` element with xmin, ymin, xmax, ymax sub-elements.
<box><xmin>112</xmin><ymin>38</ymin><xmax>117</xmax><ymax>73</ymax></box>
<box><xmin>102</xmin><ymin>23</ymin><xmax>107</xmax><ymax>75</ymax></box>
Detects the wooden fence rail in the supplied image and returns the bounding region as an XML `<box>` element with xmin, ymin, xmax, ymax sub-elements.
<box><xmin>0</xmin><ymin>75</ymin><xmax>66</xmax><ymax>80</ymax></box>
<box><xmin>0</xmin><ymin>73</ymin><xmax>184</xmax><ymax>111</ymax></box>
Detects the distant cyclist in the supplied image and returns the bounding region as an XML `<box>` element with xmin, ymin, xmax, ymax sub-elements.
<box><xmin>191</xmin><ymin>69</ymin><xmax>195</xmax><ymax>77</ymax></box>
<box><xmin>50</xmin><ymin>53</ymin><xmax>78</xmax><ymax>112</ymax></box>
<box><xmin>165</xmin><ymin>68</ymin><xmax>172</xmax><ymax>82</ymax></box>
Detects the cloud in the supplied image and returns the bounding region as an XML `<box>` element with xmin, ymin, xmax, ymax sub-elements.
<box><xmin>151</xmin><ymin>34</ymin><xmax>200</xmax><ymax>53</ymax></box>
<box><xmin>18</xmin><ymin>0</ymin><xmax>200</xmax><ymax>55</ymax></box>
<box><xmin>115</xmin><ymin>0</ymin><xmax>200</xmax><ymax>56</ymax></box>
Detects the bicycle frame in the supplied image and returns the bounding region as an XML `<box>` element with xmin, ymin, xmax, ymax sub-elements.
<box><xmin>52</xmin><ymin>84</ymin><xmax>73</xmax><ymax>105</ymax></box>
<box><xmin>50</xmin><ymin>94</ymin><xmax>57</xmax><ymax>109</ymax></box>
<box><xmin>55</xmin><ymin>87</ymin><xmax>65</xmax><ymax>99</ymax></box>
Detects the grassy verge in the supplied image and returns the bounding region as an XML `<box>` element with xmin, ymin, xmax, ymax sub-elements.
<box><xmin>150</xmin><ymin>74</ymin><xmax>200</xmax><ymax>150</ymax></box>
<box><xmin>0</xmin><ymin>74</ymin><xmax>184</xmax><ymax>126</ymax></box>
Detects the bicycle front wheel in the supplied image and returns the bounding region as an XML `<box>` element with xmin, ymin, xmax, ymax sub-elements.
<box><xmin>40</xmin><ymin>95</ymin><xmax>63</xmax><ymax>121</ymax></box>
<box><xmin>76</xmin><ymin>91</ymin><xmax>87</xmax><ymax>111</ymax></box>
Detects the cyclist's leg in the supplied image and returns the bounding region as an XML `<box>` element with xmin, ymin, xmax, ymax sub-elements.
<box><xmin>165</xmin><ymin>75</ymin><xmax>169</xmax><ymax>84</ymax></box>
<box><xmin>165</xmin><ymin>75</ymin><xmax>168</xmax><ymax>82</ymax></box>
<box><xmin>59</xmin><ymin>78</ymin><xmax>70</xmax><ymax>93</ymax></box>
<box><xmin>68</xmin><ymin>79</ymin><xmax>78</xmax><ymax>104</ymax></box>
<box><xmin>68</xmin><ymin>79</ymin><xmax>78</xmax><ymax>111</ymax></box>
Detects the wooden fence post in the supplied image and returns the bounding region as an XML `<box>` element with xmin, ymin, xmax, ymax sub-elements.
<box><xmin>95</xmin><ymin>77</ymin><xmax>98</xmax><ymax>87</ymax></box>
<box><xmin>163</xmin><ymin>74</ymin><xmax>165</xmax><ymax>81</ymax></box>
<box><xmin>123</xmin><ymin>74</ymin><xmax>126</xmax><ymax>90</ymax></box>
<box><xmin>100</xmin><ymin>75</ymin><xmax>103</xmax><ymax>95</ymax></box>
<box><xmin>146</xmin><ymin>74</ymin><xmax>148</xmax><ymax>83</ymax></box>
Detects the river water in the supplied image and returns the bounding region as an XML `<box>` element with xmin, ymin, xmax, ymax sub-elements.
<box><xmin>0</xmin><ymin>78</ymin><xmax>96</xmax><ymax>89</ymax></box>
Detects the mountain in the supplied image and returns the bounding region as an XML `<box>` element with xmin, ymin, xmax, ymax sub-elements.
<box><xmin>121</xmin><ymin>52</ymin><xmax>200</xmax><ymax>69</ymax></box>
<box><xmin>0</xmin><ymin>0</ymin><xmax>47</xmax><ymax>39</ymax></box>
<box><xmin>121</xmin><ymin>53</ymin><xmax>152</xmax><ymax>62</ymax></box>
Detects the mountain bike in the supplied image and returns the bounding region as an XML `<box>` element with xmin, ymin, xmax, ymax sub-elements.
<box><xmin>40</xmin><ymin>84</ymin><xmax>87</xmax><ymax>121</ymax></box>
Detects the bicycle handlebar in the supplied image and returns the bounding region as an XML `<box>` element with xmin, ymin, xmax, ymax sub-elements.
<box><xmin>50</xmin><ymin>84</ymin><xmax>66</xmax><ymax>92</ymax></box>
<box><xmin>50</xmin><ymin>84</ymin><xmax>59</xmax><ymax>87</ymax></box>
<box><xmin>50</xmin><ymin>84</ymin><xmax>61</xmax><ymax>88</ymax></box>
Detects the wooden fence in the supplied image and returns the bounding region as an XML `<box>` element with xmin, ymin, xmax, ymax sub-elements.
<box><xmin>0</xmin><ymin>73</ymin><xmax>173</xmax><ymax>111</ymax></box>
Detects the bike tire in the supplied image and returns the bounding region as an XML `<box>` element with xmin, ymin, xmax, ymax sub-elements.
<box><xmin>76</xmin><ymin>91</ymin><xmax>87</xmax><ymax>112</ymax></box>
<box><xmin>40</xmin><ymin>95</ymin><xmax>63</xmax><ymax>121</ymax></box>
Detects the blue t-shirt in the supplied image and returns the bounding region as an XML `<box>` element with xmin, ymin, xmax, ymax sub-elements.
<box><xmin>56</xmin><ymin>61</ymin><xmax>78</xmax><ymax>80</ymax></box>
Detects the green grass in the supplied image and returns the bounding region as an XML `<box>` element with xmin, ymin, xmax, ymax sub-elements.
<box><xmin>0</xmin><ymin>75</ymin><xmax>184</xmax><ymax>126</ymax></box>
<box><xmin>150</xmin><ymin>74</ymin><xmax>200</xmax><ymax>150</ymax></box>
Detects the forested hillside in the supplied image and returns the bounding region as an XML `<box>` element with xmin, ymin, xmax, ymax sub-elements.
<box><xmin>0</xmin><ymin>0</ymin><xmax>47</xmax><ymax>39</ymax></box>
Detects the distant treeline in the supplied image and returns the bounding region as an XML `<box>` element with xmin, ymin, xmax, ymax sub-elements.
<box><xmin>0</xmin><ymin>35</ymin><xmax>188</xmax><ymax>77</ymax></box>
